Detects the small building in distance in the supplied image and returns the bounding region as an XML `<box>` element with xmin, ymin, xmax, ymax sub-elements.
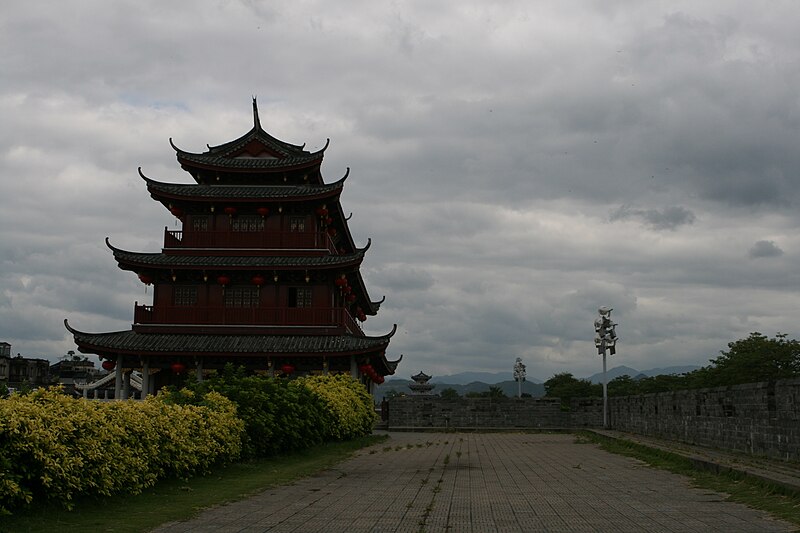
<box><xmin>0</xmin><ymin>343</ymin><xmax>50</xmax><ymax>391</ymax></box>
<box><xmin>50</xmin><ymin>351</ymin><xmax>104</xmax><ymax>396</ymax></box>
<box><xmin>409</xmin><ymin>371</ymin><xmax>435</xmax><ymax>395</ymax></box>
<box><xmin>0</xmin><ymin>343</ymin><xmax>9</xmax><ymax>386</ymax></box>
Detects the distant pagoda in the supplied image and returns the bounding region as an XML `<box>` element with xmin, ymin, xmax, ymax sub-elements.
<box><xmin>409</xmin><ymin>371</ymin><xmax>435</xmax><ymax>395</ymax></box>
<box><xmin>66</xmin><ymin>99</ymin><xmax>401</xmax><ymax>397</ymax></box>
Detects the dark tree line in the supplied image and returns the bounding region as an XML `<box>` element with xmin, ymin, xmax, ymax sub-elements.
<box><xmin>544</xmin><ymin>332</ymin><xmax>800</xmax><ymax>405</ymax></box>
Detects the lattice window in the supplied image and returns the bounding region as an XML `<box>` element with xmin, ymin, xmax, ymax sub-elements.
<box><xmin>224</xmin><ymin>286</ymin><xmax>259</xmax><ymax>307</ymax></box>
<box><xmin>192</xmin><ymin>216</ymin><xmax>209</xmax><ymax>232</ymax></box>
<box><xmin>174</xmin><ymin>286</ymin><xmax>197</xmax><ymax>306</ymax></box>
<box><xmin>289</xmin><ymin>287</ymin><xmax>312</xmax><ymax>308</ymax></box>
<box><xmin>232</xmin><ymin>216</ymin><xmax>265</xmax><ymax>232</ymax></box>
<box><xmin>290</xmin><ymin>217</ymin><xmax>306</xmax><ymax>232</ymax></box>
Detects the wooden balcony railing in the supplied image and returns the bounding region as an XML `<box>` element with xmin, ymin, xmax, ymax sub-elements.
<box><xmin>164</xmin><ymin>229</ymin><xmax>337</xmax><ymax>253</ymax></box>
<box><xmin>134</xmin><ymin>305</ymin><xmax>364</xmax><ymax>335</ymax></box>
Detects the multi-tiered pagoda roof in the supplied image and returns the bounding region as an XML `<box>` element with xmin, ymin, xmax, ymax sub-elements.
<box><xmin>66</xmin><ymin>100</ymin><xmax>399</xmax><ymax>395</ymax></box>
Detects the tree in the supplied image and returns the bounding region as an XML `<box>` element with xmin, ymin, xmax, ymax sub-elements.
<box><xmin>636</xmin><ymin>373</ymin><xmax>689</xmax><ymax>394</ymax></box>
<box><xmin>439</xmin><ymin>387</ymin><xmax>460</xmax><ymax>399</ymax></box>
<box><xmin>486</xmin><ymin>386</ymin><xmax>507</xmax><ymax>399</ymax></box>
<box><xmin>544</xmin><ymin>372</ymin><xmax>601</xmax><ymax>408</ymax></box>
<box><xmin>383</xmin><ymin>389</ymin><xmax>404</xmax><ymax>400</ymax></box>
<box><xmin>465</xmin><ymin>386</ymin><xmax>507</xmax><ymax>399</ymax></box>
<box><xmin>607</xmin><ymin>375</ymin><xmax>639</xmax><ymax>397</ymax></box>
<box><xmin>704</xmin><ymin>332</ymin><xmax>800</xmax><ymax>386</ymax></box>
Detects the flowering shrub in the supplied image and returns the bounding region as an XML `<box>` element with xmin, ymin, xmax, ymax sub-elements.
<box><xmin>296</xmin><ymin>374</ymin><xmax>376</xmax><ymax>440</ymax></box>
<box><xmin>177</xmin><ymin>366</ymin><xmax>376</xmax><ymax>455</ymax></box>
<box><xmin>0</xmin><ymin>388</ymin><xmax>243</xmax><ymax>513</ymax></box>
<box><xmin>0</xmin><ymin>371</ymin><xmax>377</xmax><ymax>513</ymax></box>
<box><xmin>171</xmin><ymin>365</ymin><xmax>331</xmax><ymax>457</ymax></box>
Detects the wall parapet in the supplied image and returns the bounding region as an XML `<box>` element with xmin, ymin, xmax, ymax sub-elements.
<box><xmin>385</xmin><ymin>396</ymin><xmax>604</xmax><ymax>429</ymax></box>
<box><xmin>608</xmin><ymin>377</ymin><xmax>800</xmax><ymax>462</ymax></box>
<box><xmin>385</xmin><ymin>377</ymin><xmax>800</xmax><ymax>462</ymax></box>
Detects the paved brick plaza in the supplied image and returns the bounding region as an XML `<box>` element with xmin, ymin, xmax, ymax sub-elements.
<box><xmin>153</xmin><ymin>432</ymin><xmax>795</xmax><ymax>532</ymax></box>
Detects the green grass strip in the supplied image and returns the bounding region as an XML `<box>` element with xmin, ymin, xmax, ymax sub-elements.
<box><xmin>0</xmin><ymin>434</ymin><xmax>387</xmax><ymax>533</ymax></box>
<box><xmin>578</xmin><ymin>431</ymin><xmax>800</xmax><ymax>527</ymax></box>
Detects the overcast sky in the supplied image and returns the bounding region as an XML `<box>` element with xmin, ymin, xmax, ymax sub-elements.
<box><xmin>2</xmin><ymin>1</ymin><xmax>799</xmax><ymax>380</ymax></box>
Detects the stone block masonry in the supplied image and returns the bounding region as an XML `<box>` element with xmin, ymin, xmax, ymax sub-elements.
<box><xmin>608</xmin><ymin>377</ymin><xmax>800</xmax><ymax>462</ymax></box>
<box><xmin>386</xmin><ymin>396</ymin><xmax>604</xmax><ymax>429</ymax></box>
<box><xmin>387</xmin><ymin>377</ymin><xmax>800</xmax><ymax>462</ymax></box>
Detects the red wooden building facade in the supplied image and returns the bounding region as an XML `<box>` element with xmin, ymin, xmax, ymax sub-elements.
<box><xmin>66</xmin><ymin>100</ymin><xmax>399</xmax><ymax>395</ymax></box>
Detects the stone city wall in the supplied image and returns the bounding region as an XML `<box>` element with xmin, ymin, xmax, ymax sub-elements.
<box><xmin>386</xmin><ymin>396</ymin><xmax>604</xmax><ymax>429</ymax></box>
<box><xmin>608</xmin><ymin>377</ymin><xmax>800</xmax><ymax>462</ymax></box>
<box><xmin>386</xmin><ymin>377</ymin><xmax>800</xmax><ymax>461</ymax></box>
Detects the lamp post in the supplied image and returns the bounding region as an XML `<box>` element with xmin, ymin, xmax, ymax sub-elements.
<box><xmin>513</xmin><ymin>357</ymin><xmax>526</xmax><ymax>398</ymax></box>
<box><xmin>594</xmin><ymin>306</ymin><xmax>618</xmax><ymax>428</ymax></box>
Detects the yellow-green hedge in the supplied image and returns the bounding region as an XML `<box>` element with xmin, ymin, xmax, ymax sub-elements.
<box><xmin>176</xmin><ymin>369</ymin><xmax>378</xmax><ymax>455</ymax></box>
<box><xmin>296</xmin><ymin>374</ymin><xmax>377</xmax><ymax>440</ymax></box>
<box><xmin>0</xmin><ymin>388</ymin><xmax>244</xmax><ymax>513</ymax></box>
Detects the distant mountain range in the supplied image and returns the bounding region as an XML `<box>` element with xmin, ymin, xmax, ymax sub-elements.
<box><xmin>376</xmin><ymin>365</ymin><xmax>701</xmax><ymax>400</ymax></box>
<box><xmin>405</xmin><ymin>365</ymin><xmax>700</xmax><ymax>386</ymax></box>
<box><xmin>377</xmin><ymin>379</ymin><xmax>545</xmax><ymax>400</ymax></box>
<box><xmin>583</xmin><ymin>365</ymin><xmax>701</xmax><ymax>384</ymax></box>
<box><xmin>428</xmin><ymin>371</ymin><xmax>542</xmax><ymax>385</ymax></box>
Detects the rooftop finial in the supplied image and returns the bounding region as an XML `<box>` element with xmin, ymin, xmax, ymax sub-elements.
<box><xmin>252</xmin><ymin>96</ymin><xmax>261</xmax><ymax>129</ymax></box>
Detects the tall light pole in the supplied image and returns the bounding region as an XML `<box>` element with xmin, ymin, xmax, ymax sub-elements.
<box><xmin>513</xmin><ymin>357</ymin><xmax>526</xmax><ymax>398</ymax></box>
<box><xmin>594</xmin><ymin>306</ymin><xmax>618</xmax><ymax>428</ymax></box>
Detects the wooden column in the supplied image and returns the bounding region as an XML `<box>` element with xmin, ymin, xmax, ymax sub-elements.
<box><xmin>123</xmin><ymin>371</ymin><xmax>131</xmax><ymax>400</ymax></box>
<box><xmin>148</xmin><ymin>370</ymin><xmax>156</xmax><ymax>396</ymax></box>
<box><xmin>114</xmin><ymin>358</ymin><xmax>123</xmax><ymax>400</ymax></box>
<box><xmin>141</xmin><ymin>359</ymin><xmax>150</xmax><ymax>399</ymax></box>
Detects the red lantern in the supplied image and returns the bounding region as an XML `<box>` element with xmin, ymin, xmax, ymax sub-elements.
<box><xmin>315</xmin><ymin>207</ymin><xmax>329</xmax><ymax>217</ymax></box>
<box><xmin>102</xmin><ymin>360</ymin><xmax>116</xmax><ymax>371</ymax></box>
<box><xmin>216</xmin><ymin>275</ymin><xmax>231</xmax><ymax>286</ymax></box>
<box><xmin>138</xmin><ymin>273</ymin><xmax>154</xmax><ymax>285</ymax></box>
<box><xmin>280</xmin><ymin>364</ymin><xmax>295</xmax><ymax>375</ymax></box>
<box><xmin>224</xmin><ymin>206</ymin><xmax>237</xmax><ymax>216</ymax></box>
<box><xmin>375</xmin><ymin>375</ymin><xmax>385</xmax><ymax>384</ymax></box>
<box><xmin>170</xmin><ymin>206</ymin><xmax>184</xmax><ymax>218</ymax></box>
<box><xmin>325</xmin><ymin>216</ymin><xmax>333</xmax><ymax>225</ymax></box>
<box><xmin>251</xmin><ymin>274</ymin><xmax>265</xmax><ymax>286</ymax></box>
<box><xmin>327</xmin><ymin>227</ymin><xmax>337</xmax><ymax>237</ymax></box>
<box><xmin>358</xmin><ymin>312</ymin><xmax>367</xmax><ymax>322</ymax></box>
<box><xmin>256</xmin><ymin>207</ymin><xmax>270</xmax><ymax>217</ymax></box>
<box><xmin>359</xmin><ymin>364</ymin><xmax>372</xmax><ymax>374</ymax></box>
<box><xmin>171</xmin><ymin>362</ymin><xmax>186</xmax><ymax>374</ymax></box>
<box><xmin>335</xmin><ymin>277</ymin><xmax>347</xmax><ymax>287</ymax></box>
<box><xmin>346</xmin><ymin>294</ymin><xmax>357</xmax><ymax>303</ymax></box>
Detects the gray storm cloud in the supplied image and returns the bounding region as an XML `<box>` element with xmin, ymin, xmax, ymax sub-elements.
<box><xmin>1</xmin><ymin>0</ymin><xmax>799</xmax><ymax>379</ymax></box>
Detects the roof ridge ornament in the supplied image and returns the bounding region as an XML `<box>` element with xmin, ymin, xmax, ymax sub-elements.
<box><xmin>63</xmin><ymin>318</ymin><xmax>77</xmax><ymax>334</ymax></box>
<box><xmin>252</xmin><ymin>96</ymin><xmax>261</xmax><ymax>130</ymax></box>
<box><xmin>137</xmin><ymin>167</ymin><xmax>152</xmax><ymax>182</ymax></box>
